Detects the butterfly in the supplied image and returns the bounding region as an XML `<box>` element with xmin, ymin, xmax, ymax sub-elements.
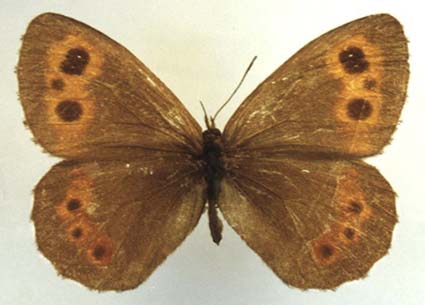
<box><xmin>17</xmin><ymin>13</ymin><xmax>408</xmax><ymax>291</ymax></box>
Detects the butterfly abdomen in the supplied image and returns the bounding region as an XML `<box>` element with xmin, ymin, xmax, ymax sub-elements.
<box><xmin>201</xmin><ymin>128</ymin><xmax>225</xmax><ymax>244</ymax></box>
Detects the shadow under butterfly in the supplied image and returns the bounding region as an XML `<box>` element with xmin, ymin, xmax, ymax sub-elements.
<box><xmin>17</xmin><ymin>13</ymin><xmax>408</xmax><ymax>291</ymax></box>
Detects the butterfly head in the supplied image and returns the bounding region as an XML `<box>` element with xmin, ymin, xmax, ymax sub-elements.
<box><xmin>202</xmin><ymin>127</ymin><xmax>222</xmax><ymax>145</ymax></box>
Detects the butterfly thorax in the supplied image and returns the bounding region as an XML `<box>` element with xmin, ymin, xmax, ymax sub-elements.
<box><xmin>201</xmin><ymin>127</ymin><xmax>224</xmax><ymax>244</ymax></box>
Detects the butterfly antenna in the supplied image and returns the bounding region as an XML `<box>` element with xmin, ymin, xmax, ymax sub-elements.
<box><xmin>200</xmin><ymin>100</ymin><xmax>212</xmax><ymax>129</ymax></box>
<box><xmin>212</xmin><ymin>56</ymin><xmax>257</xmax><ymax>122</ymax></box>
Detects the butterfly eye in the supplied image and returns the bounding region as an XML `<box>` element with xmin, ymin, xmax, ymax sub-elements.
<box><xmin>202</xmin><ymin>128</ymin><xmax>222</xmax><ymax>141</ymax></box>
<box><xmin>60</xmin><ymin>47</ymin><xmax>90</xmax><ymax>75</ymax></box>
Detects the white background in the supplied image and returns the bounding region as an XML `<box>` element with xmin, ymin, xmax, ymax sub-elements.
<box><xmin>1</xmin><ymin>1</ymin><xmax>424</xmax><ymax>304</ymax></box>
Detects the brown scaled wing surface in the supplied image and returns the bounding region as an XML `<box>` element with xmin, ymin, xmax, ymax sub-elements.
<box><xmin>219</xmin><ymin>14</ymin><xmax>407</xmax><ymax>289</ymax></box>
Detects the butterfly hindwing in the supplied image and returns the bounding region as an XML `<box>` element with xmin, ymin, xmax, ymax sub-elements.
<box><xmin>18</xmin><ymin>13</ymin><xmax>202</xmax><ymax>159</ymax></box>
<box><xmin>223</xmin><ymin>14</ymin><xmax>408</xmax><ymax>157</ymax></box>
<box><xmin>32</xmin><ymin>157</ymin><xmax>205</xmax><ymax>290</ymax></box>
<box><xmin>219</xmin><ymin>156</ymin><xmax>396</xmax><ymax>289</ymax></box>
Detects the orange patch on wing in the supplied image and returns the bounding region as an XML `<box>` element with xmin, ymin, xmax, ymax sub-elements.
<box><xmin>86</xmin><ymin>234</ymin><xmax>115</xmax><ymax>266</ymax></box>
<box><xmin>334</xmin><ymin>168</ymin><xmax>372</xmax><ymax>224</ymax></box>
<box><xmin>311</xmin><ymin>231</ymin><xmax>340</xmax><ymax>266</ymax></box>
<box><xmin>339</xmin><ymin>199</ymin><xmax>372</xmax><ymax>224</ymax></box>
<box><xmin>311</xmin><ymin>168</ymin><xmax>372</xmax><ymax>266</ymax></box>
<box><xmin>326</xmin><ymin>35</ymin><xmax>385</xmax><ymax>155</ymax></box>
<box><xmin>330</xmin><ymin>221</ymin><xmax>362</xmax><ymax>245</ymax></box>
<box><xmin>65</xmin><ymin>216</ymin><xmax>96</xmax><ymax>245</ymax></box>
<box><xmin>43</xmin><ymin>35</ymin><xmax>103</xmax><ymax>150</ymax></box>
<box><xmin>338</xmin><ymin>225</ymin><xmax>361</xmax><ymax>245</ymax></box>
<box><xmin>55</xmin><ymin>169</ymin><xmax>95</xmax><ymax>221</ymax></box>
<box><xmin>52</xmin><ymin>167</ymin><xmax>116</xmax><ymax>265</ymax></box>
<box><xmin>47</xmin><ymin>35</ymin><xmax>103</xmax><ymax>78</ymax></box>
<box><xmin>326</xmin><ymin>35</ymin><xmax>383</xmax><ymax>81</ymax></box>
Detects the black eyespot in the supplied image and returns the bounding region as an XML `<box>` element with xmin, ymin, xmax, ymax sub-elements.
<box><xmin>343</xmin><ymin>227</ymin><xmax>355</xmax><ymax>240</ymax></box>
<box><xmin>55</xmin><ymin>100</ymin><xmax>83</xmax><ymax>122</ymax></box>
<box><xmin>319</xmin><ymin>244</ymin><xmax>334</xmax><ymax>258</ymax></box>
<box><xmin>66</xmin><ymin>199</ymin><xmax>81</xmax><ymax>211</ymax></box>
<box><xmin>71</xmin><ymin>227</ymin><xmax>83</xmax><ymax>239</ymax></box>
<box><xmin>363</xmin><ymin>78</ymin><xmax>377</xmax><ymax>90</ymax></box>
<box><xmin>51</xmin><ymin>78</ymin><xmax>65</xmax><ymax>90</ymax></box>
<box><xmin>347</xmin><ymin>200</ymin><xmax>363</xmax><ymax>214</ymax></box>
<box><xmin>92</xmin><ymin>245</ymin><xmax>106</xmax><ymax>260</ymax></box>
<box><xmin>339</xmin><ymin>47</ymin><xmax>369</xmax><ymax>74</ymax></box>
<box><xmin>60</xmin><ymin>48</ymin><xmax>90</xmax><ymax>75</ymax></box>
<box><xmin>347</xmin><ymin>98</ymin><xmax>372</xmax><ymax>120</ymax></box>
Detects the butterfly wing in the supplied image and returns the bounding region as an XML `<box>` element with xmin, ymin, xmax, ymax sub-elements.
<box><xmin>19</xmin><ymin>13</ymin><xmax>207</xmax><ymax>290</ymax></box>
<box><xmin>219</xmin><ymin>156</ymin><xmax>396</xmax><ymax>289</ymax></box>
<box><xmin>18</xmin><ymin>13</ymin><xmax>202</xmax><ymax>159</ymax></box>
<box><xmin>223</xmin><ymin>14</ymin><xmax>408</xmax><ymax>157</ymax></box>
<box><xmin>32</xmin><ymin>157</ymin><xmax>205</xmax><ymax>291</ymax></box>
<box><xmin>219</xmin><ymin>14</ymin><xmax>406</xmax><ymax>289</ymax></box>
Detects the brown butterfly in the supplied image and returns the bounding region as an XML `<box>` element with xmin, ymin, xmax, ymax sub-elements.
<box><xmin>17</xmin><ymin>13</ymin><xmax>408</xmax><ymax>291</ymax></box>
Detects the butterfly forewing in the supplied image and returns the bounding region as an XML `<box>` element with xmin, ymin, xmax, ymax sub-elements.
<box><xmin>32</xmin><ymin>158</ymin><xmax>205</xmax><ymax>290</ymax></box>
<box><xmin>223</xmin><ymin>14</ymin><xmax>408</xmax><ymax>157</ymax></box>
<box><xmin>18</xmin><ymin>13</ymin><xmax>203</xmax><ymax>159</ymax></box>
